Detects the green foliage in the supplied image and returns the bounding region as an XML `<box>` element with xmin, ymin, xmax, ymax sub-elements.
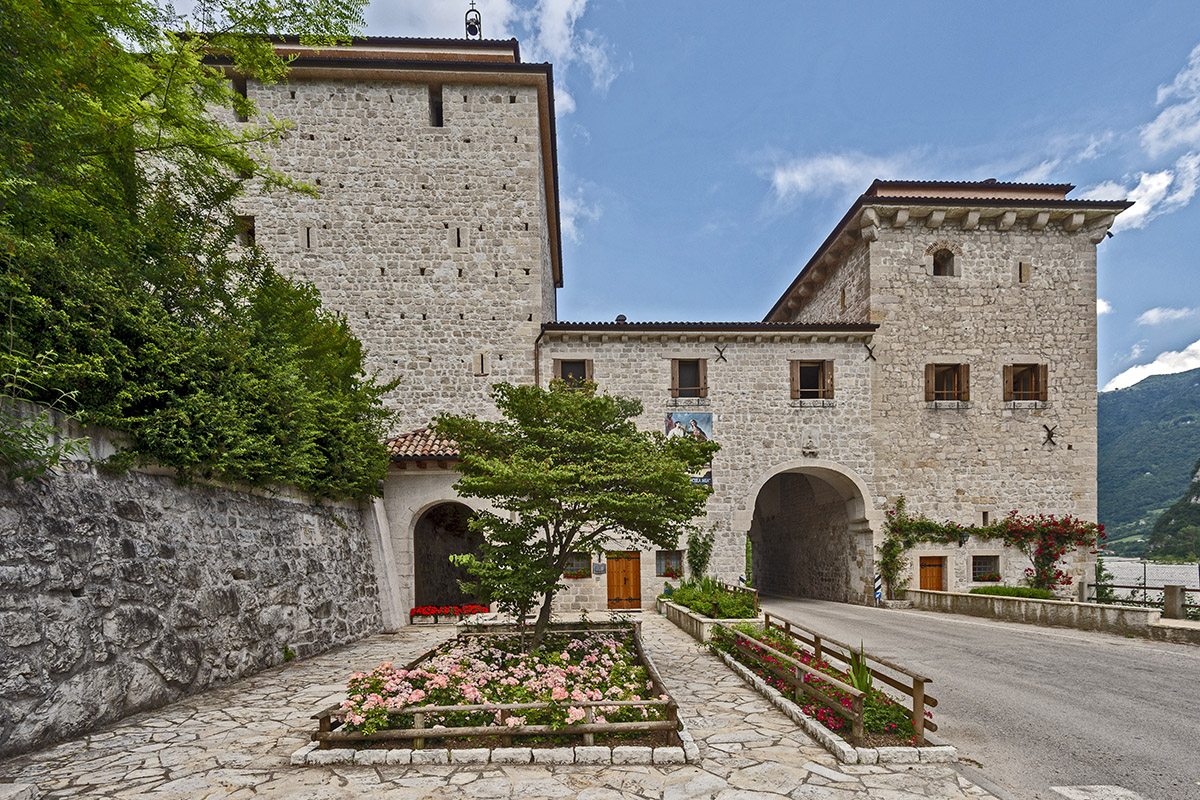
<box><xmin>744</xmin><ymin>536</ymin><xmax>753</xmax><ymax>585</ymax></box>
<box><xmin>686</xmin><ymin>527</ymin><xmax>715</xmax><ymax>578</ymax></box>
<box><xmin>847</xmin><ymin>641</ymin><xmax>873</xmax><ymax>694</ymax></box>
<box><xmin>282</xmin><ymin>645</ymin><xmax>296</xmax><ymax>662</ymax></box>
<box><xmin>967</xmin><ymin>585</ymin><xmax>1055</xmax><ymax>599</ymax></box>
<box><xmin>1145</xmin><ymin>457</ymin><xmax>1200</xmax><ymax>559</ymax></box>
<box><xmin>1099</xmin><ymin>367</ymin><xmax>1200</xmax><ymax>551</ymax></box>
<box><xmin>878</xmin><ymin>497</ymin><xmax>1104</xmax><ymax>595</ymax></box>
<box><xmin>435</xmin><ymin>380</ymin><xmax>720</xmax><ymax>651</ymax></box>
<box><xmin>665</xmin><ymin>577</ymin><xmax>756</xmax><ymax>619</ymax></box>
<box><xmin>0</xmin><ymin>353</ymin><xmax>87</xmax><ymax>480</ymax></box>
<box><xmin>1093</xmin><ymin>556</ymin><xmax>1116</xmax><ymax>603</ymax></box>
<box><xmin>0</xmin><ymin>0</ymin><xmax>393</xmax><ymax>498</ymax></box>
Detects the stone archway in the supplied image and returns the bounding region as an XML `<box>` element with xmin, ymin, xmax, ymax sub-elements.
<box><xmin>745</xmin><ymin>465</ymin><xmax>875</xmax><ymax>604</ymax></box>
<box><xmin>412</xmin><ymin>502</ymin><xmax>484</xmax><ymax>607</ymax></box>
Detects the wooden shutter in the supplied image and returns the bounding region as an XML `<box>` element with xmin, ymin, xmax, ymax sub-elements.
<box><xmin>698</xmin><ymin>359</ymin><xmax>708</xmax><ymax>398</ymax></box>
<box><xmin>960</xmin><ymin>364</ymin><xmax>970</xmax><ymax>402</ymax></box>
<box><xmin>552</xmin><ymin>359</ymin><xmax>562</xmax><ymax>380</ymax></box>
<box><xmin>823</xmin><ymin>360</ymin><xmax>835</xmax><ymax>399</ymax></box>
<box><xmin>789</xmin><ymin>360</ymin><xmax>801</xmax><ymax>399</ymax></box>
<box><xmin>670</xmin><ymin>359</ymin><xmax>680</xmax><ymax>398</ymax></box>
<box><xmin>925</xmin><ymin>364</ymin><xmax>936</xmax><ymax>402</ymax></box>
<box><xmin>1003</xmin><ymin>365</ymin><xmax>1014</xmax><ymax>402</ymax></box>
<box><xmin>1037</xmin><ymin>363</ymin><xmax>1048</xmax><ymax>402</ymax></box>
<box><xmin>584</xmin><ymin>359</ymin><xmax>594</xmax><ymax>382</ymax></box>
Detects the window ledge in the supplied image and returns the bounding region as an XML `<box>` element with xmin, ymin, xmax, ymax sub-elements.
<box><xmin>927</xmin><ymin>400</ymin><xmax>971</xmax><ymax>410</ymax></box>
<box><xmin>666</xmin><ymin>397</ymin><xmax>710</xmax><ymax>408</ymax></box>
<box><xmin>1005</xmin><ymin>401</ymin><xmax>1047</xmax><ymax>410</ymax></box>
<box><xmin>790</xmin><ymin>399</ymin><xmax>836</xmax><ymax>408</ymax></box>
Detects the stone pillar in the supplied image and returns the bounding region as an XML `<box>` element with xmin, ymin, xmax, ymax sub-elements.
<box><xmin>1162</xmin><ymin>585</ymin><xmax>1185</xmax><ymax>620</ymax></box>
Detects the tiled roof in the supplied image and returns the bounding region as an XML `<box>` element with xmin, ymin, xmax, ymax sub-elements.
<box><xmin>542</xmin><ymin>321</ymin><xmax>877</xmax><ymax>332</ymax></box>
<box><xmin>385</xmin><ymin>428</ymin><xmax>460</xmax><ymax>461</ymax></box>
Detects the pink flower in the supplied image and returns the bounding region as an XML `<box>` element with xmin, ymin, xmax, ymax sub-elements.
<box><xmin>566</xmin><ymin>706</ymin><xmax>586</xmax><ymax>724</ymax></box>
<box><xmin>551</xmin><ymin>686</ymin><xmax>569</xmax><ymax>701</ymax></box>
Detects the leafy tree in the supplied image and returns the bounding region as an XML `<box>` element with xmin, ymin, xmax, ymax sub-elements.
<box><xmin>0</xmin><ymin>0</ymin><xmax>394</xmax><ymax>497</ymax></box>
<box><xmin>434</xmin><ymin>380</ymin><xmax>720</xmax><ymax>651</ymax></box>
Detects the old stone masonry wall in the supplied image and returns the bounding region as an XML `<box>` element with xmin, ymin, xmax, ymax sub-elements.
<box><xmin>0</xmin><ymin>436</ymin><xmax>382</xmax><ymax>758</ymax></box>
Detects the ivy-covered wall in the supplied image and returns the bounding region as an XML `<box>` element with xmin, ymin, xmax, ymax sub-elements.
<box><xmin>0</xmin><ymin>422</ymin><xmax>383</xmax><ymax>759</ymax></box>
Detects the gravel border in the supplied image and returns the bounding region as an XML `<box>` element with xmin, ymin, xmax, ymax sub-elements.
<box><xmin>713</xmin><ymin>650</ymin><xmax>957</xmax><ymax>765</ymax></box>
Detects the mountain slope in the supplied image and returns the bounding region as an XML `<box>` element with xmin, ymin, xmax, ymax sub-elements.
<box><xmin>1146</xmin><ymin>458</ymin><xmax>1200</xmax><ymax>558</ymax></box>
<box><xmin>1098</xmin><ymin>367</ymin><xmax>1200</xmax><ymax>554</ymax></box>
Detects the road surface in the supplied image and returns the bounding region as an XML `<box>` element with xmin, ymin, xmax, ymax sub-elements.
<box><xmin>760</xmin><ymin>595</ymin><xmax>1200</xmax><ymax>800</ymax></box>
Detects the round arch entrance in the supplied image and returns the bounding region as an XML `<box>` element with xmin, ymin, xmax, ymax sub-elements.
<box><xmin>746</xmin><ymin>465</ymin><xmax>875</xmax><ymax>604</ymax></box>
<box><xmin>412</xmin><ymin>502</ymin><xmax>485</xmax><ymax>608</ymax></box>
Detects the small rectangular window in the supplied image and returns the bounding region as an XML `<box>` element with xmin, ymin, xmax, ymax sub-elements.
<box><xmin>972</xmin><ymin>555</ymin><xmax>1000</xmax><ymax>582</ymax></box>
<box><xmin>1018</xmin><ymin>261</ymin><xmax>1032</xmax><ymax>283</ymax></box>
<box><xmin>925</xmin><ymin>363</ymin><xmax>969</xmax><ymax>402</ymax></box>
<box><xmin>473</xmin><ymin>352</ymin><xmax>490</xmax><ymax>376</ymax></box>
<box><xmin>553</xmin><ymin>359</ymin><xmax>593</xmax><ymax>385</ymax></box>
<box><xmin>790</xmin><ymin>360</ymin><xmax>834</xmax><ymax>399</ymax></box>
<box><xmin>1004</xmin><ymin>363</ymin><xmax>1047</xmax><ymax>402</ymax></box>
<box><xmin>235</xmin><ymin>215</ymin><xmax>255</xmax><ymax>247</ymax></box>
<box><xmin>429</xmin><ymin>85</ymin><xmax>444</xmax><ymax>127</ymax></box>
<box><xmin>656</xmin><ymin>550</ymin><xmax>683</xmax><ymax>578</ymax></box>
<box><xmin>671</xmin><ymin>359</ymin><xmax>707</xmax><ymax>398</ymax></box>
<box><xmin>564</xmin><ymin>551</ymin><xmax>591</xmax><ymax>578</ymax></box>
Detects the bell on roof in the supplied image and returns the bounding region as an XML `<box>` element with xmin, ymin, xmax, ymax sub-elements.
<box><xmin>465</xmin><ymin>2</ymin><xmax>482</xmax><ymax>39</ymax></box>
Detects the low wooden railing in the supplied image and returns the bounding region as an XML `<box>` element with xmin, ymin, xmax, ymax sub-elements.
<box><xmin>312</xmin><ymin>623</ymin><xmax>681</xmax><ymax>750</ymax></box>
<box><xmin>760</xmin><ymin>611</ymin><xmax>938</xmax><ymax>745</ymax></box>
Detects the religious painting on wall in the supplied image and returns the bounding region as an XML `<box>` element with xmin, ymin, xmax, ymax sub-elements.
<box><xmin>664</xmin><ymin>412</ymin><xmax>714</xmax><ymax>488</ymax></box>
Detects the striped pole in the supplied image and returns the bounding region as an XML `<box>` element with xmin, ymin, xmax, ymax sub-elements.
<box><xmin>874</xmin><ymin>573</ymin><xmax>883</xmax><ymax>606</ymax></box>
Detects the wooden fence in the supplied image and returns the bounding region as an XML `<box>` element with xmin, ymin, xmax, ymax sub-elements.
<box><xmin>311</xmin><ymin>624</ymin><xmax>681</xmax><ymax>750</ymax></box>
<box><xmin>714</xmin><ymin>580</ymin><xmax>760</xmax><ymax>617</ymax></box>
<box><xmin>739</xmin><ymin>614</ymin><xmax>936</xmax><ymax>753</ymax></box>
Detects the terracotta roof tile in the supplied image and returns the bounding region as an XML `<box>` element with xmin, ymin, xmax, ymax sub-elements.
<box><xmin>385</xmin><ymin>428</ymin><xmax>460</xmax><ymax>461</ymax></box>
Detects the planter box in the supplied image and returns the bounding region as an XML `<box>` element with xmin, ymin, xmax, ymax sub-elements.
<box><xmin>656</xmin><ymin>598</ymin><xmax>761</xmax><ymax>642</ymax></box>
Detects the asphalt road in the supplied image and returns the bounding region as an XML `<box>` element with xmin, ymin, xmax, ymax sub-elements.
<box><xmin>759</xmin><ymin>596</ymin><xmax>1200</xmax><ymax>800</ymax></box>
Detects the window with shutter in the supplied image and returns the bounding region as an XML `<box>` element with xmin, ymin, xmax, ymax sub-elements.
<box><xmin>1007</xmin><ymin>363</ymin><xmax>1047</xmax><ymax>402</ymax></box>
<box><xmin>926</xmin><ymin>364</ymin><xmax>969</xmax><ymax>403</ymax></box>
<box><xmin>672</xmin><ymin>359</ymin><xmax>706</xmax><ymax>398</ymax></box>
<box><xmin>790</xmin><ymin>361</ymin><xmax>834</xmax><ymax>400</ymax></box>
<box><xmin>554</xmin><ymin>359</ymin><xmax>593</xmax><ymax>385</ymax></box>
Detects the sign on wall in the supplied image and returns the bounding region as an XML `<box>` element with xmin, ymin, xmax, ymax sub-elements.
<box><xmin>665</xmin><ymin>412</ymin><xmax>714</xmax><ymax>488</ymax></box>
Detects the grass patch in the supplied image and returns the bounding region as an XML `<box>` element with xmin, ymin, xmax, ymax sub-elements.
<box><xmin>968</xmin><ymin>585</ymin><xmax>1055</xmax><ymax>599</ymax></box>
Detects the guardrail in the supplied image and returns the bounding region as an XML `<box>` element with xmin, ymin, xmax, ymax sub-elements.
<box><xmin>1084</xmin><ymin>583</ymin><xmax>1199</xmax><ymax>619</ymax></box>
<box><xmin>760</xmin><ymin>611</ymin><xmax>938</xmax><ymax>746</ymax></box>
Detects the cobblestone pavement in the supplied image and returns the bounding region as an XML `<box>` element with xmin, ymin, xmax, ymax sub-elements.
<box><xmin>0</xmin><ymin>614</ymin><xmax>998</xmax><ymax>799</ymax></box>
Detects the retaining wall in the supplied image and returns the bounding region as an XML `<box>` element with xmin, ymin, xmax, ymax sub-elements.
<box><xmin>0</xmin><ymin>413</ymin><xmax>383</xmax><ymax>758</ymax></box>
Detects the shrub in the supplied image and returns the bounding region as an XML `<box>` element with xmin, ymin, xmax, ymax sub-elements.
<box><xmin>968</xmin><ymin>585</ymin><xmax>1055</xmax><ymax>599</ymax></box>
<box><xmin>664</xmin><ymin>577</ymin><xmax>756</xmax><ymax>619</ymax></box>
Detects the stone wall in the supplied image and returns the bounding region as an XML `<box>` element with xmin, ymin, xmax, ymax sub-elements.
<box><xmin>235</xmin><ymin>76</ymin><xmax>553</xmax><ymax>433</ymax></box>
<box><xmin>0</xmin><ymin>422</ymin><xmax>382</xmax><ymax>759</ymax></box>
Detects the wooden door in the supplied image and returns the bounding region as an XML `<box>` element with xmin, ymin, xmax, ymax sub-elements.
<box><xmin>606</xmin><ymin>551</ymin><xmax>641</xmax><ymax>609</ymax></box>
<box><xmin>919</xmin><ymin>557</ymin><xmax>944</xmax><ymax>591</ymax></box>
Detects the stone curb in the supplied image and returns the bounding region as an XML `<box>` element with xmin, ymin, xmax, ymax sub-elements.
<box><xmin>714</xmin><ymin>650</ymin><xmax>958</xmax><ymax>765</ymax></box>
<box><xmin>290</xmin><ymin>740</ymin><xmax>696</xmax><ymax>767</ymax></box>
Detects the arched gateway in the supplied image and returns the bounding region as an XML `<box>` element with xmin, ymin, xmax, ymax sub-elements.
<box><xmin>744</xmin><ymin>461</ymin><xmax>876</xmax><ymax>605</ymax></box>
<box><xmin>412</xmin><ymin>502</ymin><xmax>484</xmax><ymax>608</ymax></box>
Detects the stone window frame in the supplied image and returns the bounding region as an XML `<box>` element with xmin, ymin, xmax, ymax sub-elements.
<box><xmin>923</xmin><ymin>240</ymin><xmax>964</xmax><ymax>278</ymax></box>
<box><xmin>655</xmin><ymin>549</ymin><xmax>683</xmax><ymax>577</ymax></box>
<box><xmin>670</xmin><ymin>358</ymin><xmax>708</xmax><ymax>398</ymax></box>
<box><xmin>552</xmin><ymin>358</ymin><xmax>593</xmax><ymax>385</ymax></box>
<box><xmin>970</xmin><ymin>552</ymin><xmax>1003</xmax><ymax>583</ymax></box>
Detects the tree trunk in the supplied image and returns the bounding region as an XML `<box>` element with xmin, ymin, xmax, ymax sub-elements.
<box><xmin>528</xmin><ymin>589</ymin><xmax>557</xmax><ymax>652</ymax></box>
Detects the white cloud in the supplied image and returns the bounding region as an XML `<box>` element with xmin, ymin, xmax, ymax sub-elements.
<box><xmin>1082</xmin><ymin>151</ymin><xmax>1200</xmax><ymax>230</ymax></box>
<box><xmin>1136</xmin><ymin>306</ymin><xmax>1197</xmax><ymax>325</ymax></box>
<box><xmin>559</xmin><ymin>187</ymin><xmax>601</xmax><ymax>243</ymax></box>
<box><xmin>771</xmin><ymin>152</ymin><xmax>907</xmax><ymax>201</ymax></box>
<box><xmin>1142</xmin><ymin>43</ymin><xmax>1200</xmax><ymax>157</ymax></box>
<box><xmin>365</xmin><ymin>0</ymin><xmax>519</xmax><ymax>38</ymax></box>
<box><xmin>1078</xmin><ymin>133</ymin><xmax>1114</xmax><ymax>162</ymax></box>
<box><xmin>1097</xmin><ymin>298</ymin><xmax>1113</xmax><ymax>315</ymax></box>
<box><xmin>1016</xmin><ymin>159</ymin><xmax>1061</xmax><ymax>183</ymax></box>
<box><xmin>1156</xmin><ymin>43</ymin><xmax>1200</xmax><ymax>105</ymax></box>
<box><xmin>1104</xmin><ymin>337</ymin><xmax>1200</xmax><ymax>391</ymax></box>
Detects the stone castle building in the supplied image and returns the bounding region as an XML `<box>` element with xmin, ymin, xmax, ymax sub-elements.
<box><xmin>228</xmin><ymin>36</ymin><xmax>1129</xmax><ymax>626</ymax></box>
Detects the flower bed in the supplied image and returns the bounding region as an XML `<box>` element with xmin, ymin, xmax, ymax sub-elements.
<box><xmin>709</xmin><ymin>622</ymin><xmax>928</xmax><ymax>747</ymax></box>
<box><xmin>409</xmin><ymin>604</ymin><xmax>490</xmax><ymax>624</ymax></box>
<box><xmin>661</xmin><ymin>577</ymin><xmax>757</xmax><ymax>619</ymax></box>
<box><xmin>312</xmin><ymin>625</ymin><xmax>683</xmax><ymax>753</ymax></box>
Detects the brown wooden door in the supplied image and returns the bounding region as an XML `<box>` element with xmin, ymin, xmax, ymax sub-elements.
<box><xmin>919</xmin><ymin>557</ymin><xmax>944</xmax><ymax>591</ymax></box>
<box><xmin>606</xmin><ymin>551</ymin><xmax>641</xmax><ymax>609</ymax></box>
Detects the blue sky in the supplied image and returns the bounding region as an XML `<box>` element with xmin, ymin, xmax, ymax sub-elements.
<box><xmin>364</xmin><ymin>1</ymin><xmax>1200</xmax><ymax>391</ymax></box>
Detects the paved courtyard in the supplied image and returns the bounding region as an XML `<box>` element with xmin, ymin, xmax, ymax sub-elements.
<box><xmin>0</xmin><ymin>614</ymin><xmax>997</xmax><ymax>799</ymax></box>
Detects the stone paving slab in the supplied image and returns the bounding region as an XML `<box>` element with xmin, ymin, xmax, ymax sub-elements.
<box><xmin>0</xmin><ymin>613</ymin><xmax>999</xmax><ymax>798</ymax></box>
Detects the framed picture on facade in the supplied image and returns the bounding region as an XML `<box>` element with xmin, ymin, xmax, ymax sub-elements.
<box><xmin>664</xmin><ymin>411</ymin><xmax>714</xmax><ymax>488</ymax></box>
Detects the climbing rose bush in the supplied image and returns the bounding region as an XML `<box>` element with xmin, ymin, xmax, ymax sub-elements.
<box><xmin>339</xmin><ymin>629</ymin><xmax>665</xmax><ymax>735</ymax></box>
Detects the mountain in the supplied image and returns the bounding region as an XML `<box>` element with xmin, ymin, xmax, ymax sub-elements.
<box><xmin>1098</xmin><ymin>367</ymin><xmax>1200</xmax><ymax>556</ymax></box>
<box><xmin>1146</xmin><ymin>458</ymin><xmax>1200</xmax><ymax>558</ymax></box>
